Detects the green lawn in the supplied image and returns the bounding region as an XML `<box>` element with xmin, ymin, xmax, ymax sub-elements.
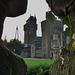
<box><xmin>24</xmin><ymin>58</ymin><xmax>55</xmax><ymax>68</ymax></box>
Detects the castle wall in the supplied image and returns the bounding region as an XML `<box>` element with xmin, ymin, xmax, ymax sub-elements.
<box><xmin>41</xmin><ymin>19</ymin><xmax>65</xmax><ymax>59</ymax></box>
<box><xmin>41</xmin><ymin>20</ymin><xmax>51</xmax><ymax>58</ymax></box>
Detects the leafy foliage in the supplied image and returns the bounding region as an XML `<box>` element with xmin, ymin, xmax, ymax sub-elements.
<box><xmin>3</xmin><ymin>38</ymin><xmax>22</xmax><ymax>55</ymax></box>
<box><xmin>60</xmin><ymin>44</ymin><xmax>68</xmax><ymax>50</ymax></box>
<box><xmin>46</xmin><ymin>11</ymin><xmax>70</xmax><ymax>37</ymax></box>
<box><xmin>56</xmin><ymin>45</ymin><xmax>68</xmax><ymax>53</ymax></box>
<box><xmin>61</xmin><ymin>17</ymin><xmax>70</xmax><ymax>37</ymax></box>
<box><xmin>46</xmin><ymin>11</ymin><xmax>56</xmax><ymax>23</ymax></box>
<box><xmin>64</xmin><ymin>27</ymin><xmax>70</xmax><ymax>37</ymax></box>
<box><xmin>61</xmin><ymin>17</ymin><xmax>70</xmax><ymax>26</ymax></box>
<box><xmin>7</xmin><ymin>39</ymin><xmax>22</xmax><ymax>55</ymax></box>
<box><xmin>27</xmin><ymin>65</ymin><xmax>50</xmax><ymax>75</ymax></box>
<box><xmin>72</xmin><ymin>43</ymin><xmax>75</xmax><ymax>48</ymax></box>
<box><xmin>36</xmin><ymin>67</ymin><xmax>43</xmax><ymax>75</ymax></box>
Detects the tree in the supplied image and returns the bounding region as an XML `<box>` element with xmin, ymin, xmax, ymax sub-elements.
<box><xmin>46</xmin><ymin>0</ymin><xmax>75</xmax><ymax>75</ymax></box>
<box><xmin>7</xmin><ymin>39</ymin><xmax>22</xmax><ymax>55</ymax></box>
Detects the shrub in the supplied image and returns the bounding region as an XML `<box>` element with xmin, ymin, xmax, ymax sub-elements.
<box><xmin>26</xmin><ymin>65</ymin><xmax>50</xmax><ymax>75</ymax></box>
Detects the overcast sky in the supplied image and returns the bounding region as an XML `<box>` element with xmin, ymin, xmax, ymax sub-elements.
<box><xmin>2</xmin><ymin>0</ymin><xmax>50</xmax><ymax>43</ymax></box>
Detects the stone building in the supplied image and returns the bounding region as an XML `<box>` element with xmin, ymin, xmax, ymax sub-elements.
<box><xmin>41</xmin><ymin>19</ymin><xmax>67</xmax><ymax>59</ymax></box>
<box><xmin>23</xmin><ymin>15</ymin><xmax>37</xmax><ymax>57</ymax></box>
<box><xmin>24</xmin><ymin>15</ymin><xmax>37</xmax><ymax>45</ymax></box>
<box><xmin>31</xmin><ymin>37</ymin><xmax>42</xmax><ymax>58</ymax></box>
<box><xmin>23</xmin><ymin>15</ymin><xmax>67</xmax><ymax>59</ymax></box>
<box><xmin>21</xmin><ymin>44</ymin><xmax>31</xmax><ymax>57</ymax></box>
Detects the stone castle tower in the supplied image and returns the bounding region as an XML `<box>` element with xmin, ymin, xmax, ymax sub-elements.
<box><xmin>41</xmin><ymin>18</ymin><xmax>67</xmax><ymax>59</ymax></box>
<box><xmin>24</xmin><ymin>15</ymin><xmax>37</xmax><ymax>45</ymax></box>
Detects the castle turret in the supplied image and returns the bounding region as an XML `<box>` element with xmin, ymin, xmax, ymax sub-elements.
<box><xmin>24</xmin><ymin>15</ymin><xmax>37</xmax><ymax>45</ymax></box>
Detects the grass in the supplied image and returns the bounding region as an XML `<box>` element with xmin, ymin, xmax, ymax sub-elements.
<box><xmin>23</xmin><ymin>58</ymin><xmax>55</xmax><ymax>68</ymax></box>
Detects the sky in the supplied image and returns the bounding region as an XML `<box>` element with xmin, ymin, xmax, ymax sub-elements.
<box><xmin>2</xmin><ymin>0</ymin><xmax>50</xmax><ymax>43</ymax></box>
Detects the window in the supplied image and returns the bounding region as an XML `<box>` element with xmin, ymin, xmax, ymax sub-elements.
<box><xmin>53</xmin><ymin>40</ymin><xmax>57</xmax><ymax>45</ymax></box>
<box><xmin>53</xmin><ymin>40</ymin><xmax>59</xmax><ymax>48</ymax></box>
<box><xmin>35</xmin><ymin>42</ymin><xmax>42</xmax><ymax>50</ymax></box>
<box><xmin>53</xmin><ymin>34</ymin><xmax>58</xmax><ymax>40</ymax></box>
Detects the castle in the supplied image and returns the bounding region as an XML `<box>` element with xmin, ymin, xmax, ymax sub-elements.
<box><xmin>41</xmin><ymin>19</ymin><xmax>67</xmax><ymax>59</ymax></box>
<box><xmin>21</xmin><ymin>14</ymin><xmax>68</xmax><ymax>59</ymax></box>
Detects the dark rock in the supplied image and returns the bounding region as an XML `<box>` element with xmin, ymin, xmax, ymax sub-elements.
<box><xmin>0</xmin><ymin>40</ymin><xmax>27</xmax><ymax>75</ymax></box>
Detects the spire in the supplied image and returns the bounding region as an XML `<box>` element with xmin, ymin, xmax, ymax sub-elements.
<box><xmin>15</xmin><ymin>26</ymin><xmax>19</xmax><ymax>40</ymax></box>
